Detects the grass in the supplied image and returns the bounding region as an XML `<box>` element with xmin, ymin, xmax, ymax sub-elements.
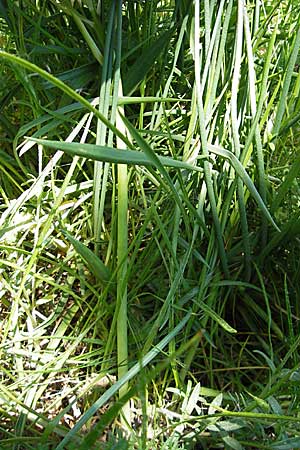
<box><xmin>1</xmin><ymin>0</ymin><xmax>300</xmax><ymax>448</ymax></box>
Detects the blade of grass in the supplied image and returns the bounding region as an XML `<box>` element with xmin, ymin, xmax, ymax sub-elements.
<box><xmin>194</xmin><ymin>0</ymin><xmax>229</xmax><ymax>277</ymax></box>
<box><xmin>61</xmin><ymin>230</ymin><xmax>112</xmax><ymax>286</ymax></box>
<box><xmin>231</xmin><ymin>0</ymin><xmax>251</xmax><ymax>278</ymax></box>
<box><xmin>93</xmin><ymin>0</ymin><xmax>116</xmax><ymax>255</ymax></box>
<box><xmin>272</xmin><ymin>19</ymin><xmax>300</xmax><ymax>136</ymax></box>
<box><xmin>115</xmin><ymin>0</ymin><xmax>130</xmax><ymax>428</ymax></box>
<box><xmin>26</xmin><ymin>137</ymin><xmax>205</xmax><ymax>172</ymax></box>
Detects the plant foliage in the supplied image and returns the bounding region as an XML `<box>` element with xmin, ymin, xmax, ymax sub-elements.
<box><xmin>1</xmin><ymin>0</ymin><xmax>300</xmax><ymax>448</ymax></box>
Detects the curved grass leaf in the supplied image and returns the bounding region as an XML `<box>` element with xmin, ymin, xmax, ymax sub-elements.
<box><xmin>42</xmin><ymin>63</ymin><xmax>99</xmax><ymax>90</ymax></box>
<box><xmin>198</xmin><ymin>301</ymin><xmax>237</xmax><ymax>334</ymax></box>
<box><xmin>258</xmin><ymin>218</ymin><xmax>300</xmax><ymax>261</ymax></box>
<box><xmin>271</xmin><ymin>438</ymin><xmax>300</xmax><ymax>450</ymax></box>
<box><xmin>26</xmin><ymin>137</ymin><xmax>204</xmax><ymax>172</ymax></box>
<box><xmin>278</xmin><ymin>108</ymin><xmax>300</xmax><ymax>137</ymax></box>
<box><xmin>207</xmin><ymin>144</ymin><xmax>280</xmax><ymax>231</ymax></box>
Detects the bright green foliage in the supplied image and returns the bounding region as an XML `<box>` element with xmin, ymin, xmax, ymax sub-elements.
<box><xmin>1</xmin><ymin>0</ymin><xmax>300</xmax><ymax>448</ymax></box>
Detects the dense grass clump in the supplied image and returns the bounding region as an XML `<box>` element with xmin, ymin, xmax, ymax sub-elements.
<box><xmin>1</xmin><ymin>0</ymin><xmax>300</xmax><ymax>448</ymax></box>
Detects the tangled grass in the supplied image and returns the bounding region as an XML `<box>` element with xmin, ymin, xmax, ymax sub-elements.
<box><xmin>1</xmin><ymin>0</ymin><xmax>300</xmax><ymax>448</ymax></box>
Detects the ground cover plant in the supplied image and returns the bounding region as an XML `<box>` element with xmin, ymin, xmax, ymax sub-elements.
<box><xmin>1</xmin><ymin>0</ymin><xmax>300</xmax><ymax>448</ymax></box>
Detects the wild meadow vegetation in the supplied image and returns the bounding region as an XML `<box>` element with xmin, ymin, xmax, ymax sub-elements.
<box><xmin>1</xmin><ymin>0</ymin><xmax>300</xmax><ymax>448</ymax></box>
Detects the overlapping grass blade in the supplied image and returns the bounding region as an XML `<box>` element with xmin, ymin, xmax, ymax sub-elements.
<box><xmin>0</xmin><ymin>50</ymin><xmax>131</xmax><ymax>148</ymax></box>
<box><xmin>193</xmin><ymin>0</ymin><xmax>229</xmax><ymax>277</ymax></box>
<box><xmin>124</xmin><ymin>28</ymin><xmax>174</xmax><ymax>96</ymax></box>
<box><xmin>1</xmin><ymin>0</ymin><xmax>300</xmax><ymax>447</ymax></box>
<box><xmin>55</xmin><ymin>312</ymin><xmax>191</xmax><ymax>450</ymax></box>
<box><xmin>208</xmin><ymin>144</ymin><xmax>279</xmax><ymax>231</ymax></box>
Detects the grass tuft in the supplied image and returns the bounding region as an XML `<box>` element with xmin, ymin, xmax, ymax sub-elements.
<box><xmin>1</xmin><ymin>0</ymin><xmax>300</xmax><ymax>448</ymax></box>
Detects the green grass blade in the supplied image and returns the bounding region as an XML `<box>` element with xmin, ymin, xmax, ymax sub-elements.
<box><xmin>272</xmin><ymin>20</ymin><xmax>300</xmax><ymax>136</ymax></box>
<box><xmin>119</xmin><ymin>112</ymin><xmax>186</xmax><ymax>194</ymax></box>
<box><xmin>61</xmin><ymin>230</ymin><xmax>112</xmax><ymax>286</ymax></box>
<box><xmin>231</xmin><ymin>0</ymin><xmax>250</xmax><ymax>277</ymax></box>
<box><xmin>26</xmin><ymin>137</ymin><xmax>205</xmax><ymax>172</ymax></box>
<box><xmin>194</xmin><ymin>0</ymin><xmax>229</xmax><ymax>277</ymax></box>
<box><xmin>198</xmin><ymin>301</ymin><xmax>237</xmax><ymax>334</ymax></box>
<box><xmin>114</xmin><ymin>0</ymin><xmax>130</xmax><ymax>426</ymax></box>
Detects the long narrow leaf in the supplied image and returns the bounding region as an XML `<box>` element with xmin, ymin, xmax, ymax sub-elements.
<box><xmin>26</xmin><ymin>137</ymin><xmax>205</xmax><ymax>172</ymax></box>
<box><xmin>198</xmin><ymin>301</ymin><xmax>237</xmax><ymax>334</ymax></box>
<box><xmin>62</xmin><ymin>230</ymin><xmax>112</xmax><ymax>286</ymax></box>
